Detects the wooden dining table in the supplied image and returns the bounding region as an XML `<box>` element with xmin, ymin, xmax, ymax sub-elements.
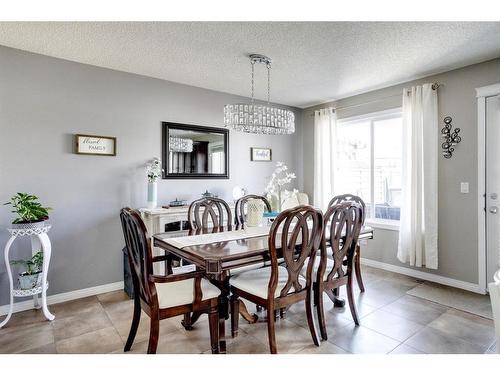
<box><xmin>153</xmin><ymin>224</ymin><xmax>374</xmax><ymax>353</ymax></box>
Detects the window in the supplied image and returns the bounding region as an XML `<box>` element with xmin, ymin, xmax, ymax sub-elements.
<box><xmin>335</xmin><ymin>109</ymin><xmax>402</xmax><ymax>224</ymax></box>
<box><xmin>208</xmin><ymin>143</ymin><xmax>225</xmax><ymax>174</ymax></box>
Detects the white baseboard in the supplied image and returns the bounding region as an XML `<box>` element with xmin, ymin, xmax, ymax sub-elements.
<box><xmin>0</xmin><ymin>281</ymin><xmax>124</xmax><ymax>316</ymax></box>
<box><xmin>0</xmin><ymin>258</ymin><xmax>485</xmax><ymax>316</ymax></box>
<box><xmin>360</xmin><ymin>258</ymin><xmax>486</xmax><ymax>295</ymax></box>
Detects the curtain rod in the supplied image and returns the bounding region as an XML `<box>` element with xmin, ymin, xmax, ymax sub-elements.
<box><xmin>311</xmin><ymin>82</ymin><xmax>441</xmax><ymax>114</ymax></box>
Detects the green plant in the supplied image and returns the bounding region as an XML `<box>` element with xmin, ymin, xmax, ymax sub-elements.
<box><xmin>10</xmin><ymin>251</ymin><xmax>44</xmax><ymax>275</ymax></box>
<box><xmin>4</xmin><ymin>193</ymin><xmax>51</xmax><ymax>224</ymax></box>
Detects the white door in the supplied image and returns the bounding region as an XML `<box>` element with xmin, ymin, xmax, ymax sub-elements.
<box><xmin>486</xmin><ymin>94</ymin><xmax>500</xmax><ymax>284</ymax></box>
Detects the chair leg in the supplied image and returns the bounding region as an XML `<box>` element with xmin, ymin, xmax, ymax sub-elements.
<box><xmin>315</xmin><ymin>283</ymin><xmax>327</xmax><ymax>340</ymax></box>
<box><xmin>305</xmin><ymin>290</ymin><xmax>320</xmax><ymax>347</ymax></box>
<box><xmin>166</xmin><ymin>254</ymin><xmax>173</xmax><ymax>275</ymax></box>
<box><xmin>324</xmin><ymin>288</ymin><xmax>336</xmax><ymax>303</ymax></box>
<box><xmin>124</xmin><ymin>296</ymin><xmax>141</xmax><ymax>352</ymax></box>
<box><xmin>230</xmin><ymin>295</ymin><xmax>240</xmax><ymax>338</ymax></box>
<box><xmin>279</xmin><ymin>307</ymin><xmax>287</xmax><ymax>319</ymax></box>
<box><xmin>266</xmin><ymin>308</ymin><xmax>278</xmax><ymax>354</ymax></box>
<box><xmin>208</xmin><ymin>306</ymin><xmax>220</xmax><ymax>354</ymax></box>
<box><xmin>347</xmin><ymin>273</ymin><xmax>360</xmax><ymax>325</ymax></box>
<box><xmin>326</xmin><ymin>287</ymin><xmax>346</xmax><ymax>308</ymax></box>
<box><xmin>182</xmin><ymin>313</ymin><xmax>193</xmax><ymax>330</ymax></box>
<box><xmin>182</xmin><ymin>311</ymin><xmax>202</xmax><ymax>331</ymax></box>
<box><xmin>355</xmin><ymin>244</ymin><xmax>365</xmax><ymax>292</ymax></box>
<box><xmin>147</xmin><ymin>315</ymin><xmax>160</xmax><ymax>354</ymax></box>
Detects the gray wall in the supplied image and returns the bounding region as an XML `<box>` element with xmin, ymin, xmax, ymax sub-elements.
<box><xmin>0</xmin><ymin>46</ymin><xmax>302</xmax><ymax>306</ymax></box>
<box><xmin>300</xmin><ymin>58</ymin><xmax>500</xmax><ymax>285</ymax></box>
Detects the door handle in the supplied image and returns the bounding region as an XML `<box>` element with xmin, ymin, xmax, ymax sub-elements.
<box><xmin>490</xmin><ymin>206</ymin><xmax>498</xmax><ymax>214</ymax></box>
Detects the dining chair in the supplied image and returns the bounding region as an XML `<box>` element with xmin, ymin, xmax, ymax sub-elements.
<box><xmin>229</xmin><ymin>205</ymin><xmax>324</xmax><ymax>354</ymax></box>
<box><xmin>233</xmin><ymin>194</ymin><xmax>273</xmax><ymax>313</ymax></box>
<box><xmin>183</xmin><ymin>197</ymin><xmax>233</xmax><ymax>331</ymax></box>
<box><xmin>328</xmin><ymin>194</ymin><xmax>366</xmax><ymax>292</ymax></box>
<box><xmin>234</xmin><ymin>194</ymin><xmax>272</xmax><ymax>226</ymax></box>
<box><xmin>119</xmin><ymin>207</ymin><xmax>222</xmax><ymax>354</ymax></box>
<box><xmin>312</xmin><ymin>201</ymin><xmax>364</xmax><ymax>340</ymax></box>
<box><xmin>232</xmin><ymin>194</ymin><xmax>272</xmax><ymax>274</ymax></box>
<box><xmin>188</xmin><ymin>197</ymin><xmax>233</xmax><ymax>231</ymax></box>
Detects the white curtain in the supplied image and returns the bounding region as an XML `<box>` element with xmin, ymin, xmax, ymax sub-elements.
<box><xmin>313</xmin><ymin>108</ymin><xmax>336</xmax><ymax>211</ymax></box>
<box><xmin>397</xmin><ymin>84</ymin><xmax>438</xmax><ymax>269</ymax></box>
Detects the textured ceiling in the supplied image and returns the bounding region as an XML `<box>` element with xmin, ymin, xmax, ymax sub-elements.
<box><xmin>1</xmin><ymin>22</ymin><xmax>500</xmax><ymax>108</ymax></box>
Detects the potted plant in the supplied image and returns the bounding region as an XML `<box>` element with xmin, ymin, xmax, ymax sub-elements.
<box><xmin>10</xmin><ymin>251</ymin><xmax>44</xmax><ymax>290</ymax></box>
<box><xmin>4</xmin><ymin>193</ymin><xmax>51</xmax><ymax>230</ymax></box>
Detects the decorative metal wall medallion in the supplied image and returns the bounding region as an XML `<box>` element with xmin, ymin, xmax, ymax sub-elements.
<box><xmin>441</xmin><ymin>116</ymin><xmax>461</xmax><ymax>158</ymax></box>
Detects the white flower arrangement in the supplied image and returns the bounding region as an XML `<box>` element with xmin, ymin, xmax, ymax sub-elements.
<box><xmin>264</xmin><ymin>161</ymin><xmax>297</xmax><ymax>211</ymax></box>
<box><xmin>146</xmin><ymin>157</ymin><xmax>163</xmax><ymax>183</ymax></box>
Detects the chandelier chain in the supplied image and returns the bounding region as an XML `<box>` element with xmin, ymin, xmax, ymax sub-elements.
<box><xmin>267</xmin><ymin>62</ymin><xmax>271</xmax><ymax>103</ymax></box>
<box><xmin>251</xmin><ymin>60</ymin><xmax>255</xmax><ymax>102</ymax></box>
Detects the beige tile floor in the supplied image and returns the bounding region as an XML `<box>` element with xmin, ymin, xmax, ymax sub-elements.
<box><xmin>0</xmin><ymin>265</ymin><xmax>497</xmax><ymax>354</ymax></box>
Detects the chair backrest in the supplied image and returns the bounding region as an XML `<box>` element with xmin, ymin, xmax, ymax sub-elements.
<box><xmin>268</xmin><ymin>205</ymin><xmax>323</xmax><ymax>298</ymax></box>
<box><xmin>328</xmin><ymin>194</ymin><xmax>366</xmax><ymax>225</ymax></box>
<box><xmin>120</xmin><ymin>207</ymin><xmax>154</xmax><ymax>306</ymax></box>
<box><xmin>234</xmin><ymin>194</ymin><xmax>272</xmax><ymax>226</ymax></box>
<box><xmin>320</xmin><ymin>201</ymin><xmax>363</xmax><ymax>284</ymax></box>
<box><xmin>188</xmin><ymin>197</ymin><xmax>233</xmax><ymax>230</ymax></box>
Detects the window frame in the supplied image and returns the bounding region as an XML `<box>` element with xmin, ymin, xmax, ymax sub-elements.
<box><xmin>336</xmin><ymin>107</ymin><xmax>402</xmax><ymax>231</ymax></box>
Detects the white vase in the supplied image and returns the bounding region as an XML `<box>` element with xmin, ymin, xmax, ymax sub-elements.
<box><xmin>147</xmin><ymin>181</ymin><xmax>158</xmax><ymax>209</ymax></box>
<box><xmin>269</xmin><ymin>194</ymin><xmax>279</xmax><ymax>212</ymax></box>
<box><xmin>247</xmin><ymin>199</ymin><xmax>264</xmax><ymax>227</ymax></box>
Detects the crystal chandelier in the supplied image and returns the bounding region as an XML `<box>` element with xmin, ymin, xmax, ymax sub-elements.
<box><xmin>169</xmin><ymin>137</ymin><xmax>193</xmax><ymax>153</ymax></box>
<box><xmin>224</xmin><ymin>54</ymin><xmax>295</xmax><ymax>135</ymax></box>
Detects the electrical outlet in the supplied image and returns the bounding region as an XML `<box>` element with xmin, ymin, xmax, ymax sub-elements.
<box><xmin>460</xmin><ymin>182</ymin><xmax>469</xmax><ymax>194</ymax></box>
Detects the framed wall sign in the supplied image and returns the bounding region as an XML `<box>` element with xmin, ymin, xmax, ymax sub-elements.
<box><xmin>75</xmin><ymin>134</ymin><xmax>116</xmax><ymax>156</ymax></box>
<box><xmin>250</xmin><ymin>147</ymin><xmax>272</xmax><ymax>161</ymax></box>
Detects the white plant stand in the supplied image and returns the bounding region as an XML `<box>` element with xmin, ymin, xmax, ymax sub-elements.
<box><xmin>0</xmin><ymin>224</ymin><xmax>55</xmax><ymax>328</ymax></box>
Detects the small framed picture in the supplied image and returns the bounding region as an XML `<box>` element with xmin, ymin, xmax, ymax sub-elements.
<box><xmin>75</xmin><ymin>134</ymin><xmax>116</xmax><ymax>156</ymax></box>
<box><xmin>251</xmin><ymin>147</ymin><xmax>272</xmax><ymax>162</ymax></box>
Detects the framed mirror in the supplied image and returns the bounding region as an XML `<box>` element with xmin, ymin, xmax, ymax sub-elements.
<box><xmin>162</xmin><ymin>122</ymin><xmax>229</xmax><ymax>179</ymax></box>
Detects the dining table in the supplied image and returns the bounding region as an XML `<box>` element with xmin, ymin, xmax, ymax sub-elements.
<box><xmin>153</xmin><ymin>223</ymin><xmax>374</xmax><ymax>353</ymax></box>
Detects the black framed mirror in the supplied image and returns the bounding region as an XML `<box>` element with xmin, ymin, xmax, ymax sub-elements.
<box><xmin>162</xmin><ymin>122</ymin><xmax>229</xmax><ymax>179</ymax></box>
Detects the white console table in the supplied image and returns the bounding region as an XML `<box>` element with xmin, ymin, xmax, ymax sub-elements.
<box><xmin>0</xmin><ymin>224</ymin><xmax>55</xmax><ymax>328</ymax></box>
<box><xmin>140</xmin><ymin>205</ymin><xmax>234</xmax><ymax>274</ymax></box>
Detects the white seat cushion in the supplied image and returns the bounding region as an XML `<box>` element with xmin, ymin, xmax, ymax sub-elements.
<box><xmin>300</xmin><ymin>256</ymin><xmax>335</xmax><ymax>281</ymax></box>
<box><xmin>230</xmin><ymin>266</ymin><xmax>306</xmax><ymax>299</ymax></box>
<box><xmin>155</xmin><ymin>278</ymin><xmax>221</xmax><ymax>309</ymax></box>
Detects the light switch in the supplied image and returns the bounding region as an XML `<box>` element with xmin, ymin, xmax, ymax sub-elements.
<box><xmin>460</xmin><ymin>182</ymin><xmax>469</xmax><ymax>194</ymax></box>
